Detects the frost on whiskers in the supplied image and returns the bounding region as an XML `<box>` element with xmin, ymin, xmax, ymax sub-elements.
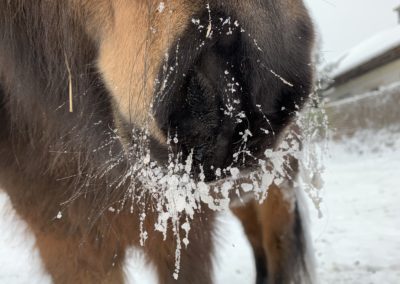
<box><xmin>102</xmin><ymin>92</ymin><xmax>327</xmax><ymax>278</ymax></box>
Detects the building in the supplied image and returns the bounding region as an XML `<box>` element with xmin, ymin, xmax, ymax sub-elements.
<box><xmin>395</xmin><ymin>5</ymin><xmax>400</xmax><ymax>23</ymax></box>
<box><xmin>324</xmin><ymin>7</ymin><xmax>400</xmax><ymax>102</ymax></box>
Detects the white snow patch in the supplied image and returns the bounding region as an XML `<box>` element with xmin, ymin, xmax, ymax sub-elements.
<box><xmin>0</xmin><ymin>194</ymin><xmax>52</xmax><ymax>284</ymax></box>
<box><xmin>156</xmin><ymin>2</ymin><xmax>165</xmax><ymax>13</ymax></box>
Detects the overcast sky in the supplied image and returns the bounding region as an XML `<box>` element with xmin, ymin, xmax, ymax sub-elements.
<box><xmin>305</xmin><ymin>0</ymin><xmax>400</xmax><ymax>62</ymax></box>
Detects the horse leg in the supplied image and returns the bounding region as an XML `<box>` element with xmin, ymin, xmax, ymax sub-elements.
<box><xmin>231</xmin><ymin>201</ymin><xmax>268</xmax><ymax>284</ymax></box>
<box><xmin>1</xmin><ymin>176</ymin><xmax>132</xmax><ymax>284</ymax></box>
<box><xmin>258</xmin><ymin>184</ymin><xmax>298</xmax><ymax>284</ymax></box>
<box><xmin>233</xmin><ymin>184</ymin><xmax>310</xmax><ymax>284</ymax></box>
<box><xmin>31</xmin><ymin>219</ymin><xmax>128</xmax><ymax>284</ymax></box>
<box><xmin>144</xmin><ymin>210</ymin><xmax>216</xmax><ymax>284</ymax></box>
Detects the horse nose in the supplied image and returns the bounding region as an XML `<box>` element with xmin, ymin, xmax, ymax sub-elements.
<box><xmin>152</xmin><ymin>13</ymin><xmax>260</xmax><ymax>180</ymax></box>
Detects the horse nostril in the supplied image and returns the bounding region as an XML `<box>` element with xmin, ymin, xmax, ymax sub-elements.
<box><xmin>194</xmin><ymin>146</ymin><xmax>205</xmax><ymax>162</ymax></box>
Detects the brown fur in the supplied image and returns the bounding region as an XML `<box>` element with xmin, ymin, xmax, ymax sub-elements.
<box><xmin>233</xmin><ymin>185</ymin><xmax>300</xmax><ymax>284</ymax></box>
<box><xmin>93</xmin><ymin>1</ymin><xmax>199</xmax><ymax>138</ymax></box>
<box><xmin>0</xmin><ymin>1</ymin><xmax>314</xmax><ymax>283</ymax></box>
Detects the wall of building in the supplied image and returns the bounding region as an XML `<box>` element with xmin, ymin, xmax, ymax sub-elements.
<box><xmin>325</xmin><ymin>58</ymin><xmax>400</xmax><ymax>101</ymax></box>
<box><xmin>325</xmin><ymin>83</ymin><xmax>400</xmax><ymax>138</ymax></box>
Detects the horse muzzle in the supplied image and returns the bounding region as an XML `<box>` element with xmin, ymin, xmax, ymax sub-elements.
<box><xmin>151</xmin><ymin>5</ymin><xmax>313</xmax><ymax>182</ymax></box>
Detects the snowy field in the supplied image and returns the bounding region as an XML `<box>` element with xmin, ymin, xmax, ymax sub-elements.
<box><xmin>0</xmin><ymin>130</ymin><xmax>399</xmax><ymax>284</ymax></box>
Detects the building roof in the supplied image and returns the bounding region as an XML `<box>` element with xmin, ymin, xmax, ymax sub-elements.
<box><xmin>324</xmin><ymin>25</ymin><xmax>400</xmax><ymax>88</ymax></box>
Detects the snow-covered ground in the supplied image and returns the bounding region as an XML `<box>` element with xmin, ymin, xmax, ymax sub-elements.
<box><xmin>1</xmin><ymin>130</ymin><xmax>400</xmax><ymax>283</ymax></box>
<box><xmin>311</xmin><ymin>132</ymin><xmax>400</xmax><ymax>284</ymax></box>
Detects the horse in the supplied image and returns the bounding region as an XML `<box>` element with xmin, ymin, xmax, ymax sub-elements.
<box><xmin>0</xmin><ymin>1</ymin><xmax>315</xmax><ymax>283</ymax></box>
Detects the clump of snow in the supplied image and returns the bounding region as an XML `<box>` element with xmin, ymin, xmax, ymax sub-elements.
<box><xmin>157</xmin><ymin>2</ymin><xmax>165</xmax><ymax>13</ymax></box>
<box><xmin>56</xmin><ymin>211</ymin><xmax>62</xmax><ymax>219</ymax></box>
<box><xmin>269</xmin><ymin>69</ymin><xmax>294</xmax><ymax>87</ymax></box>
